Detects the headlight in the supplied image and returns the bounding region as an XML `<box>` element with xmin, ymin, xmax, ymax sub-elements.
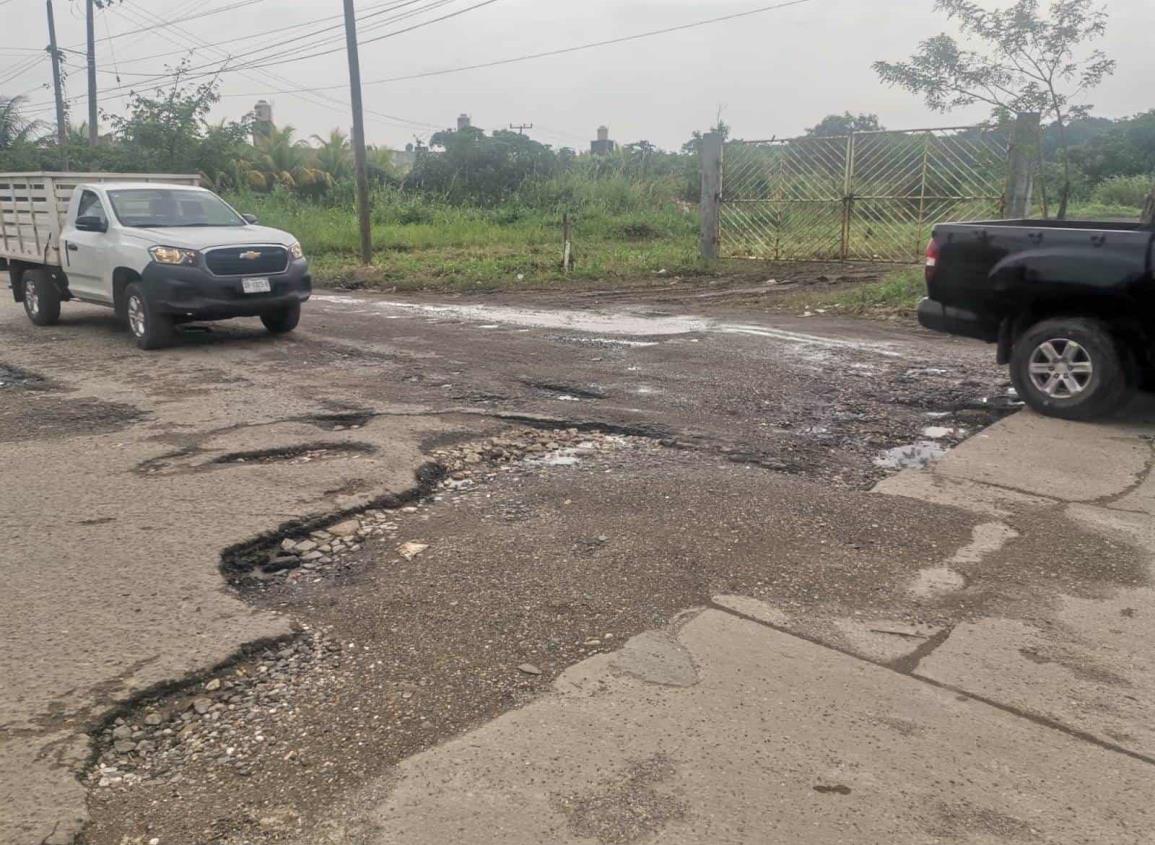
<box><xmin>288</xmin><ymin>242</ymin><xmax>304</xmax><ymax>261</ymax></box>
<box><xmin>149</xmin><ymin>246</ymin><xmax>201</xmax><ymax>266</ymax></box>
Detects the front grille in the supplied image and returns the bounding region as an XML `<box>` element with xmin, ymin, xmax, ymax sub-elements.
<box><xmin>205</xmin><ymin>246</ymin><xmax>288</xmax><ymax>276</ymax></box>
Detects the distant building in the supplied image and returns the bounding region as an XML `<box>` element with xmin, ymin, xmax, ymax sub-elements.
<box><xmin>457</xmin><ymin>113</ymin><xmax>472</xmax><ymax>131</ymax></box>
<box><xmin>252</xmin><ymin>100</ymin><xmax>273</xmax><ymax>145</ymax></box>
<box><xmin>591</xmin><ymin>125</ymin><xmax>616</xmax><ymax>155</ymax></box>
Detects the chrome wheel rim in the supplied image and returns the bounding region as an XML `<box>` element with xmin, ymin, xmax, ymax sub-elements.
<box><xmin>127</xmin><ymin>295</ymin><xmax>146</xmax><ymax>338</ymax></box>
<box><xmin>1028</xmin><ymin>338</ymin><xmax>1093</xmax><ymax>399</ymax></box>
<box><xmin>25</xmin><ymin>280</ymin><xmax>39</xmax><ymax>316</ymax></box>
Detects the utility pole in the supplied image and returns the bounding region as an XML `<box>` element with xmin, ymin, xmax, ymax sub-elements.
<box><xmin>509</xmin><ymin>123</ymin><xmax>534</xmax><ymax>135</ymax></box>
<box><xmin>85</xmin><ymin>0</ymin><xmax>98</xmax><ymax>145</ymax></box>
<box><xmin>45</xmin><ymin>0</ymin><xmax>67</xmax><ymax>149</ymax></box>
<box><xmin>342</xmin><ymin>0</ymin><xmax>372</xmax><ymax>266</ymax></box>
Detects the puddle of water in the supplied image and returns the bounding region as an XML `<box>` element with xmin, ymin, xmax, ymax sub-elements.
<box><xmin>312</xmin><ymin>295</ymin><xmax>907</xmax><ymax>360</ymax></box>
<box><xmin>874</xmin><ymin>441</ymin><xmax>948</xmax><ymax>470</ymax></box>
<box><xmin>556</xmin><ymin>395</ymin><xmax>582</xmax><ymax>402</ymax></box>
<box><xmin>921</xmin><ymin>425</ymin><xmax>967</xmax><ymax>440</ymax></box>
<box><xmin>313</xmin><ymin>295</ymin><xmax>708</xmax><ymax>336</ymax></box>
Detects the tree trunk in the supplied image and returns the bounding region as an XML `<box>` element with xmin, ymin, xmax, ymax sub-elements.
<box><xmin>1141</xmin><ymin>184</ymin><xmax>1155</xmax><ymax>228</ymax></box>
<box><xmin>1052</xmin><ymin>103</ymin><xmax>1071</xmax><ymax>221</ymax></box>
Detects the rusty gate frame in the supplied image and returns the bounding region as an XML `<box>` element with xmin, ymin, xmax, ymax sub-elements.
<box><xmin>714</xmin><ymin>124</ymin><xmax>1011</xmax><ymax>263</ymax></box>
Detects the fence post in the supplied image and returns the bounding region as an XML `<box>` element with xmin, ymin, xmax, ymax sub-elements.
<box><xmin>699</xmin><ymin>132</ymin><xmax>723</xmax><ymax>259</ymax></box>
<box><xmin>1006</xmin><ymin>112</ymin><xmax>1040</xmax><ymax>219</ymax></box>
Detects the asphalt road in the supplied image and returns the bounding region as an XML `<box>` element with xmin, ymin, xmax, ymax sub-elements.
<box><xmin>4</xmin><ymin>279</ymin><xmax>1138</xmax><ymax>844</ymax></box>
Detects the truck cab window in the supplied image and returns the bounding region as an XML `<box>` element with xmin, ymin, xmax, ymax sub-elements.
<box><xmin>77</xmin><ymin>190</ymin><xmax>108</xmax><ymax>226</ymax></box>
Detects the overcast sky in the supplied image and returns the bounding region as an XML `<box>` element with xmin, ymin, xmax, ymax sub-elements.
<box><xmin>3</xmin><ymin>0</ymin><xmax>1152</xmax><ymax>151</ymax></box>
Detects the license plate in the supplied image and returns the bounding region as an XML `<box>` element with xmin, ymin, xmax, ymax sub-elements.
<box><xmin>242</xmin><ymin>277</ymin><xmax>271</xmax><ymax>294</ymax></box>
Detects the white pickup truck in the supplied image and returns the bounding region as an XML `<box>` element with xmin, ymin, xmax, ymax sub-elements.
<box><xmin>0</xmin><ymin>172</ymin><xmax>311</xmax><ymax>349</ymax></box>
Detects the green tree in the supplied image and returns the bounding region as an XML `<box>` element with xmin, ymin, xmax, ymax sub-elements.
<box><xmin>409</xmin><ymin>126</ymin><xmax>559</xmax><ymax>205</ymax></box>
<box><xmin>806</xmin><ymin>112</ymin><xmax>884</xmax><ymax>137</ymax></box>
<box><xmin>107</xmin><ymin>62</ymin><xmax>248</xmax><ymax>175</ymax></box>
<box><xmin>874</xmin><ymin>0</ymin><xmax>1116</xmax><ymax>218</ymax></box>
<box><xmin>0</xmin><ymin>95</ymin><xmax>41</xmax><ymax>149</ymax></box>
<box><xmin>312</xmin><ymin>129</ymin><xmax>353</xmax><ymax>181</ymax></box>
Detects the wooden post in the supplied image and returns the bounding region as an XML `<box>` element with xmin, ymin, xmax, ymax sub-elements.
<box><xmin>562</xmin><ymin>212</ymin><xmax>573</xmax><ymax>273</ymax></box>
<box><xmin>1006</xmin><ymin>112</ymin><xmax>1040</xmax><ymax>219</ymax></box>
<box><xmin>86</xmin><ymin>0</ymin><xmax>98</xmax><ymax>145</ymax></box>
<box><xmin>699</xmin><ymin>132</ymin><xmax>723</xmax><ymax>259</ymax></box>
<box><xmin>342</xmin><ymin>0</ymin><xmax>373</xmax><ymax>266</ymax></box>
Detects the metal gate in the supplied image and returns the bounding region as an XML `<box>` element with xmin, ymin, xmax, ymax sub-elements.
<box><xmin>718</xmin><ymin>126</ymin><xmax>1009</xmax><ymax>262</ymax></box>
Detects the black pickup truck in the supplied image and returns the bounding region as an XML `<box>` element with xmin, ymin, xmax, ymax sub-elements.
<box><xmin>918</xmin><ymin>218</ymin><xmax>1155</xmax><ymax>420</ymax></box>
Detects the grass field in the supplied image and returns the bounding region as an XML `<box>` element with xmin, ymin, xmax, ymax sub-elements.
<box><xmin>232</xmin><ymin>182</ymin><xmax>705</xmax><ymax>291</ymax></box>
<box><xmin>232</xmin><ymin>188</ymin><xmax>1143</xmax><ymax>305</ymax></box>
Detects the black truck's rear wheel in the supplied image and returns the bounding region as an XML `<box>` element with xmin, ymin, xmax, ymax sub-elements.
<box><xmin>125</xmin><ymin>282</ymin><xmax>175</xmax><ymax>350</ymax></box>
<box><xmin>1010</xmin><ymin>317</ymin><xmax>1131</xmax><ymax>421</ymax></box>
<box><xmin>261</xmin><ymin>303</ymin><xmax>300</xmax><ymax>334</ymax></box>
<box><xmin>23</xmin><ymin>270</ymin><xmax>61</xmax><ymax>326</ymax></box>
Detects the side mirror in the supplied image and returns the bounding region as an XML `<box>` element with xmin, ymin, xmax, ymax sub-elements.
<box><xmin>75</xmin><ymin>215</ymin><xmax>108</xmax><ymax>233</ymax></box>
<box><xmin>242</xmin><ymin>213</ymin><xmax>259</xmax><ymax>225</ymax></box>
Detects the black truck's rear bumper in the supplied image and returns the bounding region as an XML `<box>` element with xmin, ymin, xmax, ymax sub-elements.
<box><xmin>917</xmin><ymin>298</ymin><xmax>1000</xmax><ymax>343</ymax></box>
<box><xmin>142</xmin><ymin>259</ymin><xmax>311</xmax><ymax>320</ymax></box>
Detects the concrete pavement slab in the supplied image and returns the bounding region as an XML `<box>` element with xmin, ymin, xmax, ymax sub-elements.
<box><xmin>315</xmin><ymin>610</ymin><xmax>1153</xmax><ymax>844</ymax></box>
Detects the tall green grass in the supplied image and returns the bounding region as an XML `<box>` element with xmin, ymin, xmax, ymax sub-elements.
<box><xmin>229</xmin><ymin>179</ymin><xmax>701</xmax><ymax>289</ymax></box>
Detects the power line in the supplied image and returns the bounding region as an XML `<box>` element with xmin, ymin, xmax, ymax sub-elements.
<box><xmin>225</xmin><ymin>0</ymin><xmax>815</xmax><ymax>96</ymax></box>
<box><xmin>61</xmin><ymin>0</ymin><xmax>269</xmax><ymax>51</ymax></box>
<box><xmin>107</xmin><ymin>0</ymin><xmax>481</xmax><ymax>90</ymax></box>
<box><xmin>121</xmin><ymin>1</ymin><xmax>442</xmax><ymax>132</ymax></box>
<box><xmin>52</xmin><ymin>0</ymin><xmax>464</xmax><ymax>102</ymax></box>
<box><xmin>21</xmin><ymin>0</ymin><xmax>446</xmax><ymax>133</ymax></box>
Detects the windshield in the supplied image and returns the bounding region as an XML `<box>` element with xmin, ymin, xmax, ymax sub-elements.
<box><xmin>107</xmin><ymin>189</ymin><xmax>245</xmax><ymax>228</ymax></box>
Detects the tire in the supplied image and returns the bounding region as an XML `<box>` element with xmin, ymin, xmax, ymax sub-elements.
<box><xmin>260</xmin><ymin>303</ymin><xmax>301</xmax><ymax>335</ymax></box>
<box><xmin>124</xmin><ymin>282</ymin><xmax>175</xmax><ymax>350</ymax></box>
<box><xmin>1010</xmin><ymin>317</ymin><xmax>1131</xmax><ymax>421</ymax></box>
<box><xmin>22</xmin><ymin>270</ymin><xmax>61</xmax><ymax>326</ymax></box>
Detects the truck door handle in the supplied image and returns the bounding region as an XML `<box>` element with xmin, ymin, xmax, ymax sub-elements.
<box><xmin>66</xmin><ymin>242</ymin><xmax>79</xmax><ymax>252</ymax></box>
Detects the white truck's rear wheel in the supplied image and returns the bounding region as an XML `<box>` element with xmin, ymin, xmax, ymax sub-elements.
<box><xmin>23</xmin><ymin>270</ymin><xmax>61</xmax><ymax>326</ymax></box>
<box><xmin>125</xmin><ymin>282</ymin><xmax>175</xmax><ymax>350</ymax></box>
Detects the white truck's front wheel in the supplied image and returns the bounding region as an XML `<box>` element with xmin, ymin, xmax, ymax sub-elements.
<box><xmin>22</xmin><ymin>270</ymin><xmax>61</xmax><ymax>327</ymax></box>
<box><xmin>125</xmin><ymin>282</ymin><xmax>175</xmax><ymax>350</ymax></box>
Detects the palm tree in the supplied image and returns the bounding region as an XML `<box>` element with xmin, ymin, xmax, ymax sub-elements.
<box><xmin>254</xmin><ymin>124</ymin><xmax>309</xmax><ymax>187</ymax></box>
<box><xmin>0</xmin><ymin>95</ymin><xmax>42</xmax><ymax>149</ymax></box>
<box><xmin>311</xmin><ymin>129</ymin><xmax>352</xmax><ymax>181</ymax></box>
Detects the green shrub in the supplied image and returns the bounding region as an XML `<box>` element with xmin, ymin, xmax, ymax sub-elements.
<box><xmin>1090</xmin><ymin>174</ymin><xmax>1152</xmax><ymax>209</ymax></box>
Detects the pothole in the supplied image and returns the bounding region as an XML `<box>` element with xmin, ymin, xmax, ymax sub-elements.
<box><xmin>0</xmin><ymin>363</ymin><xmax>48</xmax><ymax>389</ymax></box>
<box><xmin>87</xmin><ymin>633</ymin><xmax>331</xmax><ymax>791</ymax></box>
<box><xmin>232</xmin><ymin>428</ymin><xmax>655</xmax><ymax>588</ymax></box>
<box><xmin>139</xmin><ymin>442</ymin><xmax>378</xmax><ymax>476</ymax></box>
<box><xmin>210</xmin><ymin>443</ymin><xmax>377</xmax><ymax>466</ymax></box>
<box><xmin>303</xmin><ymin>412</ymin><xmax>375</xmax><ymax>431</ymax></box>
<box><xmin>521</xmin><ymin>380</ymin><xmax>607</xmax><ymax>401</ymax></box>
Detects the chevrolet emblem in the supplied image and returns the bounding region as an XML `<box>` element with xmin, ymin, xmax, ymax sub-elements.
<box><xmin>239</xmin><ymin>250</ymin><xmax>262</xmax><ymax>260</ymax></box>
